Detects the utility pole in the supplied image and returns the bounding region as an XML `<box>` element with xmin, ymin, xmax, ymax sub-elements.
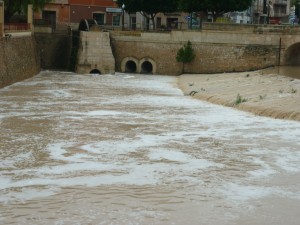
<box><xmin>122</xmin><ymin>4</ymin><xmax>125</xmax><ymax>31</ymax></box>
<box><xmin>267</xmin><ymin>1</ymin><xmax>270</xmax><ymax>24</ymax></box>
<box><xmin>263</xmin><ymin>0</ymin><xmax>267</xmax><ymax>23</ymax></box>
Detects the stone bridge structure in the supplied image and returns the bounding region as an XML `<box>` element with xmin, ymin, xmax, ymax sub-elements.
<box><xmin>76</xmin><ymin>23</ymin><xmax>300</xmax><ymax>75</ymax></box>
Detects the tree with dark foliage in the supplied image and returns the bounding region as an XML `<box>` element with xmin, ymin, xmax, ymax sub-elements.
<box><xmin>176</xmin><ymin>41</ymin><xmax>195</xmax><ymax>74</ymax></box>
<box><xmin>116</xmin><ymin>0</ymin><xmax>178</xmax><ymax>29</ymax></box>
<box><xmin>4</xmin><ymin>0</ymin><xmax>52</xmax><ymax>22</ymax></box>
<box><xmin>178</xmin><ymin>0</ymin><xmax>253</xmax><ymax>21</ymax></box>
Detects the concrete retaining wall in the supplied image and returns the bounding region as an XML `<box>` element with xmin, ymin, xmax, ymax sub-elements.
<box><xmin>0</xmin><ymin>1</ymin><xmax>3</xmax><ymax>37</ymax></box>
<box><xmin>0</xmin><ymin>35</ymin><xmax>40</xmax><ymax>88</ymax></box>
<box><xmin>76</xmin><ymin>31</ymin><xmax>115</xmax><ymax>74</ymax></box>
<box><xmin>202</xmin><ymin>22</ymin><xmax>300</xmax><ymax>34</ymax></box>
<box><xmin>35</xmin><ymin>33</ymin><xmax>72</xmax><ymax>70</ymax></box>
<box><xmin>111</xmin><ymin>30</ymin><xmax>280</xmax><ymax>75</ymax></box>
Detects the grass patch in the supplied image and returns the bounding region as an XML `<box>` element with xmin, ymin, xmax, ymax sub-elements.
<box><xmin>259</xmin><ymin>94</ymin><xmax>267</xmax><ymax>100</ymax></box>
<box><xmin>234</xmin><ymin>93</ymin><xmax>247</xmax><ymax>105</ymax></box>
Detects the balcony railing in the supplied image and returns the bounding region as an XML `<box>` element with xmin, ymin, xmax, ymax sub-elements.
<box><xmin>274</xmin><ymin>12</ymin><xmax>288</xmax><ymax>17</ymax></box>
<box><xmin>273</xmin><ymin>0</ymin><xmax>288</xmax><ymax>6</ymax></box>
<box><xmin>34</xmin><ymin>19</ymin><xmax>53</xmax><ymax>27</ymax></box>
<box><xmin>4</xmin><ymin>23</ymin><xmax>31</xmax><ymax>31</ymax></box>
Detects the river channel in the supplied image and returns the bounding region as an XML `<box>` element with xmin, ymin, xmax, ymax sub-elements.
<box><xmin>0</xmin><ymin>71</ymin><xmax>300</xmax><ymax>225</ymax></box>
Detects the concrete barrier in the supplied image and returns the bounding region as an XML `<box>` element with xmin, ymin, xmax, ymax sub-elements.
<box><xmin>0</xmin><ymin>36</ymin><xmax>40</xmax><ymax>88</ymax></box>
<box><xmin>0</xmin><ymin>1</ymin><xmax>4</xmax><ymax>37</ymax></box>
<box><xmin>76</xmin><ymin>31</ymin><xmax>115</xmax><ymax>74</ymax></box>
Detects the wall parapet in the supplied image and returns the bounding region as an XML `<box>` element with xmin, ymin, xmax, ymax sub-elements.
<box><xmin>202</xmin><ymin>22</ymin><xmax>300</xmax><ymax>34</ymax></box>
<box><xmin>111</xmin><ymin>30</ymin><xmax>280</xmax><ymax>46</ymax></box>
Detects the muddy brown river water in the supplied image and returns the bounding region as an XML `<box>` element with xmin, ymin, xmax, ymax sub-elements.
<box><xmin>262</xmin><ymin>66</ymin><xmax>300</xmax><ymax>79</ymax></box>
<box><xmin>0</xmin><ymin>71</ymin><xmax>300</xmax><ymax>225</ymax></box>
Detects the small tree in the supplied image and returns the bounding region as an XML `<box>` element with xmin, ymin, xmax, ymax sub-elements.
<box><xmin>4</xmin><ymin>0</ymin><xmax>52</xmax><ymax>22</ymax></box>
<box><xmin>116</xmin><ymin>0</ymin><xmax>177</xmax><ymax>30</ymax></box>
<box><xmin>176</xmin><ymin>41</ymin><xmax>195</xmax><ymax>74</ymax></box>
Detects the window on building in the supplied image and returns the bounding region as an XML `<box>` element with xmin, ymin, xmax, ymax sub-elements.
<box><xmin>93</xmin><ymin>13</ymin><xmax>105</xmax><ymax>25</ymax></box>
<box><xmin>42</xmin><ymin>10</ymin><xmax>56</xmax><ymax>29</ymax></box>
<box><xmin>113</xmin><ymin>15</ymin><xmax>121</xmax><ymax>26</ymax></box>
<box><xmin>167</xmin><ymin>18</ymin><xmax>178</xmax><ymax>29</ymax></box>
<box><xmin>156</xmin><ymin>17</ymin><xmax>161</xmax><ymax>28</ymax></box>
<box><xmin>130</xmin><ymin>16</ymin><xmax>136</xmax><ymax>30</ymax></box>
<box><xmin>281</xmin><ymin>6</ymin><xmax>287</xmax><ymax>14</ymax></box>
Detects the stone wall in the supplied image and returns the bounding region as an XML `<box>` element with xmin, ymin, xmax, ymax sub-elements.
<box><xmin>111</xmin><ymin>30</ymin><xmax>280</xmax><ymax>75</ymax></box>
<box><xmin>202</xmin><ymin>22</ymin><xmax>300</xmax><ymax>34</ymax></box>
<box><xmin>0</xmin><ymin>35</ymin><xmax>40</xmax><ymax>88</ymax></box>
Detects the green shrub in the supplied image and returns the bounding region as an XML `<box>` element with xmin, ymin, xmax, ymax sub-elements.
<box><xmin>176</xmin><ymin>41</ymin><xmax>195</xmax><ymax>74</ymax></box>
<box><xmin>235</xmin><ymin>94</ymin><xmax>247</xmax><ymax>105</ymax></box>
<box><xmin>176</xmin><ymin>41</ymin><xmax>195</xmax><ymax>63</ymax></box>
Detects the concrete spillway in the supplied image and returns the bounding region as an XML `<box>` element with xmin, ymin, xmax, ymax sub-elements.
<box><xmin>76</xmin><ymin>31</ymin><xmax>115</xmax><ymax>75</ymax></box>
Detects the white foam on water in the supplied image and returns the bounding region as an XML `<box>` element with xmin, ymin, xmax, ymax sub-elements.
<box><xmin>38</xmin><ymin>89</ymin><xmax>72</xmax><ymax>98</ymax></box>
<box><xmin>1</xmin><ymin>72</ymin><xmax>300</xmax><ymax>211</ymax></box>
<box><xmin>148</xmin><ymin>149</ymin><xmax>222</xmax><ymax>170</ymax></box>
<box><xmin>221</xmin><ymin>181</ymin><xmax>300</xmax><ymax>205</ymax></box>
<box><xmin>275</xmin><ymin>148</ymin><xmax>300</xmax><ymax>172</ymax></box>
<box><xmin>0</xmin><ymin>151</ymin><xmax>34</xmax><ymax>169</ymax></box>
<box><xmin>247</xmin><ymin>156</ymin><xmax>278</xmax><ymax>178</ymax></box>
<box><xmin>221</xmin><ymin>182</ymin><xmax>275</xmax><ymax>202</ymax></box>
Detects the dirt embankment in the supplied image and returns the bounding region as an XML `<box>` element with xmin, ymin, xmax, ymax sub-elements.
<box><xmin>177</xmin><ymin>71</ymin><xmax>300</xmax><ymax>121</ymax></box>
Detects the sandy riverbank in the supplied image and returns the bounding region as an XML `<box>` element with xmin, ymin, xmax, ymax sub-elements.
<box><xmin>177</xmin><ymin>70</ymin><xmax>300</xmax><ymax>121</ymax></box>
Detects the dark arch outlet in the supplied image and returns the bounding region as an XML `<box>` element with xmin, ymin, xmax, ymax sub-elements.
<box><xmin>284</xmin><ymin>43</ymin><xmax>300</xmax><ymax>66</ymax></box>
<box><xmin>141</xmin><ymin>61</ymin><xmax>153</xmax><ymax>74</ymax></box>
<box><xmin>125</xmin><ymin>60</ymin><xmax>137</xmax><ymax>73</ymax></box>
<box><xmin>90</xmin><ymin>69</ymin><xmax>101</xmax><ymax>74</ymax></box>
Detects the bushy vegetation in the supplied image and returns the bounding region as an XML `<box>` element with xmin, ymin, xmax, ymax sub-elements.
<box><xmin>234</xmin><ymin>93</ymin><xmax>247</xmax><ymax>105</ymax></box>
<box><xmin>116</xmin><ymin>0</ymin><xmax>253</xmax><ymax>28</ymax></box>
<box><xmin>3</xmin><ymin>0</ymin><xmax>52</xmax><ymax>22</ymax></box>
<box><xmin>176</xmin><ymin>41</ymin><xmax>196</xmax><ymax>74</ymax></box>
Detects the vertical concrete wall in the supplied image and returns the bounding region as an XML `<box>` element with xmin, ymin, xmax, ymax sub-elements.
<box><xmin>0</xmin><ymin>36</ymin><xmax>40</xmax><ymax>88</ymax></box>
<box><xmin>76</xmin><ymin>31</ymin><xmax>115</xmax><ymax>74</ymax></box>
<box><xmin>0</xmin><ymin>1</ymin><xmax>4</xmax><ymax>37</ymax></box>
<box><xmin>35</xmin><ymin>33</ymin><xmax>72</xmax><ymax>70</ymax></box>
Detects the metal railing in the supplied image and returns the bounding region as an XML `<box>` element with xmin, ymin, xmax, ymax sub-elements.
<box><xmin>273</xmin><ymin>0</ymin><xmax>288</xmax><ymax>5</ymax></box>
<box><xmin>4</xmin><ymin>23</ymin><xmax>31</xmax><ymax>31</ymax></box>
<box><xmin>273</xmin><ymin>12</ymin><xmax>288</xmax><ymax>17</ymax></box>
<box><xmin>34</xmin><ymin>19</ymin><xmax>53</xmax><ymax>27</ymax></box>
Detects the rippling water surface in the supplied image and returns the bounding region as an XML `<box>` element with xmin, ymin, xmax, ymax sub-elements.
<box><xmin>0</xmin><ymin>71</ymin><xmax>300</xmax><ymax>225</ymax></box>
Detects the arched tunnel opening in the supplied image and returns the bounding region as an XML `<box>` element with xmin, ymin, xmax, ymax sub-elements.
<box><xmin>125</xmin><ymin>60</ymin><xmax>137</xmax><ymax>73</ymax></box>
<box><xmin>284</xmin><ymin>43</ymin><xmax>300</xmax><ymax>66</ymax></box>
<box><xmin>141</xmin><ymin>61</ymin><xmax>153</xmax><ymax>74</ymax></box>
<box><xmin>90</xmin><ymin>69</ymin><xmax>101</xmax><ymax>74</ymax></box>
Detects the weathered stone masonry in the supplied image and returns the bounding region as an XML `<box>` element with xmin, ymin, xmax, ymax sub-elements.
<box><xmin>111</xmin><ymin>31</ymin><xmax>280</xmax><ymax>75</ymax></box>
<box><xmin>2</xmin><ymin>24</ymin><xmax>300</xmax><ymax>89</ymax></box>
<box><xmin>0</xmin><ymin>36</ymin><xmax>40</xmax><ymax>88</ymax></box>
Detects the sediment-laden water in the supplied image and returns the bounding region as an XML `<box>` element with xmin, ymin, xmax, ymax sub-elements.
<box><xmin>262</xmin><ymin>66</ymin><xmax>300</xmax><ymax>79</ymax></box>
<box><xmin>0</xmin><ymin>71</ymin><xmax>300</xmax><ymax>225</ymax></box>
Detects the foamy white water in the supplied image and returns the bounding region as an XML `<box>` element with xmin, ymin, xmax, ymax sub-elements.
<box><xmin>0</xmin><ymin>71</ymin><xmax>300</xmax><ymax>225</ymax></box>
